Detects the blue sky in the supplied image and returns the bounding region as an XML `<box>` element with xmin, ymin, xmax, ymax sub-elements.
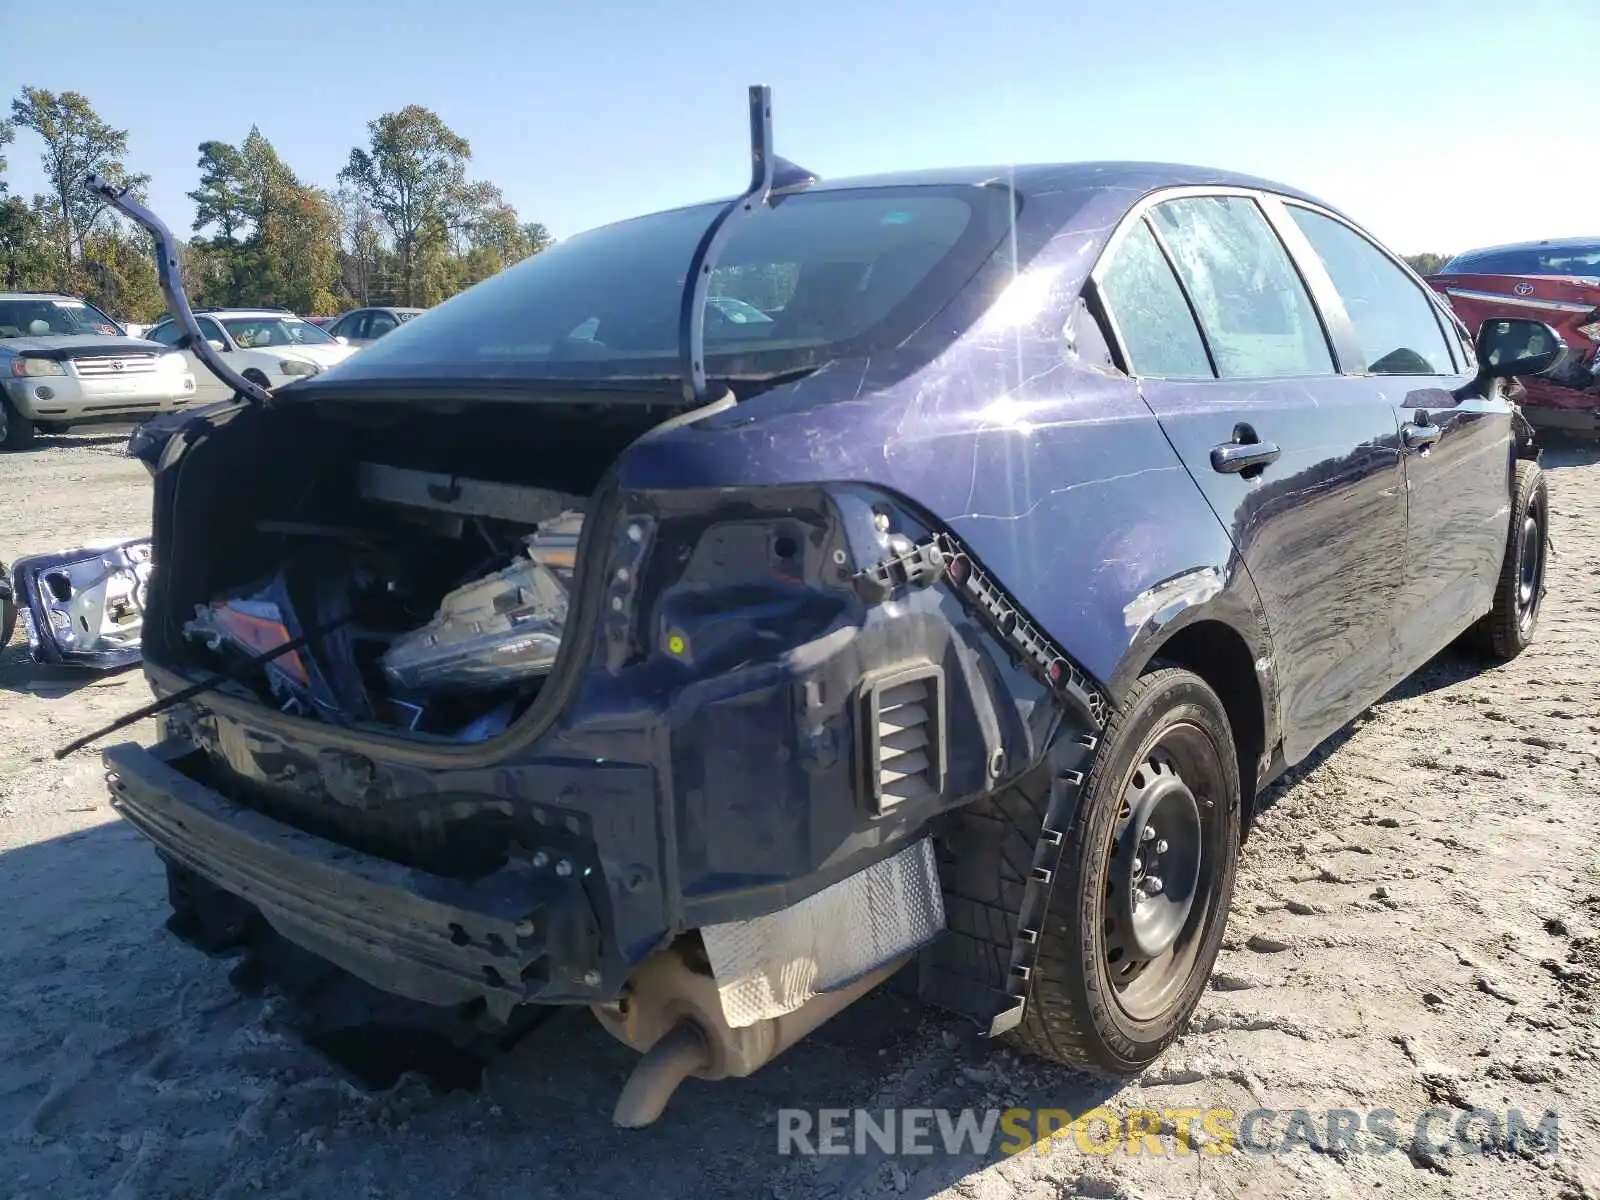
<box><xmin>3</xmin><ymin>0</ymin><xmax>1593</xmax><ymax>255</ymax></box>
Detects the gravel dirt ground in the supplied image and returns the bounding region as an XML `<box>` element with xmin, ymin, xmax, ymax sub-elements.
<box><xmin>2</xmin><ymin>429</ymin><xmax>1597</xmax><ymax>1200</ymax></box>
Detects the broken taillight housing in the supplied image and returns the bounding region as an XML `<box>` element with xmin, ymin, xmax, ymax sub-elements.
<box><xmin>379</xmin><ymin>528</ymin><xmax>577</xmax><ymax>692</ymax></box>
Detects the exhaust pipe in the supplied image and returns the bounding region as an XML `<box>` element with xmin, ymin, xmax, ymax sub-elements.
<box><xmin>611</xmin><ymin>1021</ymin><xmax>709</xmax><ymax>1129</ymax></box>
<box><xmin>596</xmin><ymin>947</ymin><xmax>909</xmax><ymax>1128</ymax></box>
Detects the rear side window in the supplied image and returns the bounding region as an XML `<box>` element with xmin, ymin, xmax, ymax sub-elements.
<box><xmin>1096</xmin><ymin>221</ymin><xmax>1213</xmax><ymax>379</ymax></box>
<box><xmin>1149</xmin><ymin>196</ymin><xmax>1334</xmax><ymax>379</ymax></box>
<box><xmin>1288</xmin><ymin>207</ymin><xmax>1456</xmax><ymax>376</ymax></box>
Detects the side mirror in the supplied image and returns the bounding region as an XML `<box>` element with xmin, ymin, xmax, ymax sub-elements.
<box><xmin>1476</xmin><ymin>318</ymin><xmax>1567</xmax><ymax>380</ymax></box>
<box><xmin>335</xmin><ymin>335</ymin><xmax>349</xmax><ymax>345</ymax></box>
<box><xmin>206</xmin><ymin>338</ymin><xmax>226</xmax><ymax>353</ymax></box>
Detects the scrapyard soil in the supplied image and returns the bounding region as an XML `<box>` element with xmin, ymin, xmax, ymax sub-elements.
<box><xmin>2</xmin><ymin>428</ymin><xmax>1597</xmax><ymax>1200</ymax></box>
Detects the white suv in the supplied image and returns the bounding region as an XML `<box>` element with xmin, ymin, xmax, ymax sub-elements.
<box><xmin>145</xmin><ymin>309</ymin><xmax>359</xmax><ymax>404</ymax></box>
<box><xmin>1</xmin><ymin>292</ymin><xmax>199</xmax><ymax>450</ymax></box>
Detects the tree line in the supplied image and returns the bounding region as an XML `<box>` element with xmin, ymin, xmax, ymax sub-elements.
<box><xmin>0</xmin><ymin>87</ymin><xmax>552</xmax><ymax>322</ymax></box>
<box><xmin>1402</xmin><ymin>253</ymin><xmax>1452</xmax><ymax>276</ymax></box>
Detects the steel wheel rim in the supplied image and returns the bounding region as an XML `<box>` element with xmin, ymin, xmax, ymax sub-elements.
<box><xmin>1100</xmin><ymin>721</ymin><xmax>1224</xmax><ymax>1023</ymax></box>
<box><xmin>1517</xmin><ymin>496</ymin><xmax>1545</xmax><ymax>629</ymax></box>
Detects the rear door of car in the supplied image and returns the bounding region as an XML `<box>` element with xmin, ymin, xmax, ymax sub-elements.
<box><xmin>1091</xmin><ymin>188</ymin><xmax>1408</xmax><ymax>764</ymax></box>
<box><xmin>1276</xmin><ymin>201</ymin><xmax>1513</xmax><ymax>671</ymax></box>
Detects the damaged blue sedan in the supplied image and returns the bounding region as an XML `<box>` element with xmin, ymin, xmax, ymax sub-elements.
<box><xmin>85</xmin><ymin>89</ymin><xmax>1563</xmax><ymax>1125</ymax></box>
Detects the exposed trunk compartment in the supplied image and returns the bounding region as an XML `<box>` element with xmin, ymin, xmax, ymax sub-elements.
<box><xmin>148</xmin><ymin>395</ymin><xmax>687</xmax><ymax>742</ymax></box>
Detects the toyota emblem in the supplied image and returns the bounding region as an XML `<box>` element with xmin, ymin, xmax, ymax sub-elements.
<box><xmin>1513</xmin><ymin>282</ymin><xmax>1534</xmax><ymax>296</ymax></box>
<box><xmin>111</xmin><ymin>360</ymin><xmax>124</xmax><ymax>371</ymax></box>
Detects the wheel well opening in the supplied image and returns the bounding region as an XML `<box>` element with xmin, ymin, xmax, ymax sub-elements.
<box><xmin>1149</xmin><ymin>621</ymin><xmax>1265</xmax><ymax>830</ymax></box>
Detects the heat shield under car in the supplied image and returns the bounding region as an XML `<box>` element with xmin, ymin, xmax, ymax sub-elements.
<box><xmin>11</xmin><ymin>537</ymin><xmax>153</xmax><ymax>669</ymax></box>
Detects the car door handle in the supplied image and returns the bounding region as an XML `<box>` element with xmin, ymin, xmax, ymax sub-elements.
<box><xmin>1210</xmin><ymin>438</ymin><xmax>1282</xmax><ymax>475</ymax></box>
<box><xmin>1401</xmin><ymin>422</ymin><xmax>1442</xmax><ymax>450</ymax></box>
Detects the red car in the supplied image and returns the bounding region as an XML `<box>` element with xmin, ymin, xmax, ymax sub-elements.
<box><xmin>1428</xmin><ymin>238</ymin><xmax>1600</xmax><ymax>433</ymax></box>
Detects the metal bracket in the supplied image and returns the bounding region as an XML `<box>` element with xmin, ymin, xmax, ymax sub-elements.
<box><xmin>83</xmin><ymin>172</ymin><xmax>273</xmax><ymax>407</ymax></box>
<box><xmin>986</xmin><ymin>733</ymin><xmax>1098</xmax><ymax>1037</ymax></box>
<box><xmin>676</xmin><ymin>86</ymin><xmax>818</xmax><ymax>406</ymax></box>
<box><xmin>852</xmin><ymin>536</ymin><xmax>949</xmax><ymax>603</ymax></box>
<box><xmin>855</xmin><ymin>531</ymin><xmax>1109</xmax><ymax>731</ymax></box>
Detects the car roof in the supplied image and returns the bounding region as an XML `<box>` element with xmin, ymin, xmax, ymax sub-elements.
<box><xmin>199</xmin><ymin>309</ymin><xmax>301</xmax><ymax>318</ymax></box>
<box><xmin>0</xmin><ymin>291</ymin><xmax>79</xmax><ymax>301</ymax></box>
<box><xmin>1448</xmin><ymin>236</ymin><xmax>1600</xmax><ymax>259</ymax></box>
<box><xmin>617</xmin><ymin>161</ymin><xmax>1343</xmax><ymax>230</ymax></box>
<box><xmin>812</xmin><ymin>160</ymin><xmax>1317</xmax><ymax>193</ymax></box>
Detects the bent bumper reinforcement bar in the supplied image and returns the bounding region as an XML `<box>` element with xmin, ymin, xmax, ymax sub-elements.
<box><xmin>103</xmin><ymin>741</ymin><xmax>602</xmax><ymax>1019</ymax></box>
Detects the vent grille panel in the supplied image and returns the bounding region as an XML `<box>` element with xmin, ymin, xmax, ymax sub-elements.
<box><xmin>865</xmin><ymin>669</ymin><xmax>945</xmax><ymax>811</ymax></box>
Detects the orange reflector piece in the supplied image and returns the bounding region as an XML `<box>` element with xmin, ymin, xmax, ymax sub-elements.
<box><xmin>212</xmin><ymin>605</ymin><xmax>309</xmax><ymax>685</ymax></box>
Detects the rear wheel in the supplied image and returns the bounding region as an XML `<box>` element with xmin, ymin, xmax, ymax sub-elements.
<box><xmin>1473</xmin><ymin>459</ymin><xmax>1548</xmax><ymax>660</ymax></box>
<box><xmin>0</xmin><ymin>393</ymin><xmax>35</xmax><ymax>451</ymax></box>
<box><xmin>1011</xmin><ymin>668</ymin><xmax>1240</xmax><ymax>1072</ymax></box>
<box><xmin>936</xmin><ymin>667</ymin><xmax>1241</xmax><ymax>1075</ymax></box>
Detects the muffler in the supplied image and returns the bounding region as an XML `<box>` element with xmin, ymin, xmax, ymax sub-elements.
<box><xmin>596</xmin><ymin>836</ymin><xmax>946</xmax><ymax>1126</ymax></box>
<box><xmin>595</xmin><ymin>947</ymin><xmax>908</xmax><ymax>1128</ymax></box>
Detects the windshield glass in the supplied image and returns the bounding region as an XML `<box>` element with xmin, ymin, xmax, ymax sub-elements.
<box><xmin>220</xmin><ymin>316</ymin><xmax>337</xmax><ymax>348</ymax></box>
<box><xmin>0</xmin><ymin>297</ymin><xmax>124</xmax><ymax>339</ymax></box>
<box><xmin>316</xmin><ymin>184</ymin><xmax>1015</xmax><ymax>385</ymax></box>
<box><xmin>1442</xmin><ymin>243</ymin><xmax>1600</xmax><ymax>278</ymax></box>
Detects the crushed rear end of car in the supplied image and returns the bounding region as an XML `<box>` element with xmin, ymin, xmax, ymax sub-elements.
<box><xmin>91</xmin><ymin>92</ymin><xmax>1109</xmax><ymax>1123</ymax></box>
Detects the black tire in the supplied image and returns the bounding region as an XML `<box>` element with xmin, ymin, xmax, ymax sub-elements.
<box><xmin>940</xmin><ymin>667</ymin><xmax>1241</xmax><ymax>1075</ymax></box>
<box><xmin>1473</xmin><ymin>459</ymin><xmax>1548</xmax><ymax>660</ymax></box>
<box><xmin>0</xmin><ymin>393</ymin><xmax>35</xmax><ymax>451</ymax></box>
<box><xmin>0</xmin><ymin>590</ymin><xmax>15</xmax><ymax>648</ymax></box>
